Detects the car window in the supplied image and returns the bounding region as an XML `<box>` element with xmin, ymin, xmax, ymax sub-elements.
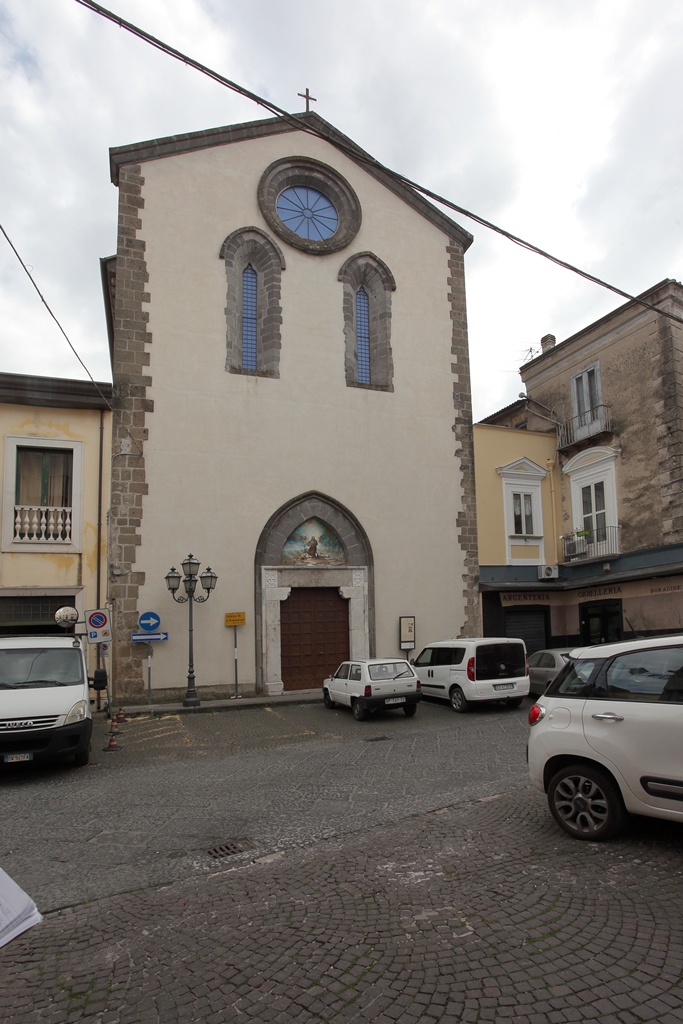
<box><xmin>348</xmin><ymin>664</ymin><xmax>362</xmax><ymax>682</ymax></box>
<box><xmin>538</xmin><ymin>652</ymin><xmax>556</xmax><ymax>668</ymax></box>
<box><xmin>335</xmin><ymin>663</ymin><xmax>349</xmax><ymax>679</ymax></box>
<box><xmin>528</xmin><ymin>652</ymin><xmax>543</xmax><ymax>668</ymax></box>
<box><xmin>368</xmin><ymin>661</ymin><xmax>412</xmax><ymax>680</ymax></box>
<box><xmin>605</xmin><ymin>647</ymin><xmax>683</xmax><ymax>703</ymax></box>
<box><xmin>414</xmin><ymin>648</ymin><xmax>433</xmax><ymax>667</ymax></box>
<box><xmin>475</xmin><ymin>643</ymin><xmax>526</xmax><ymax>680</ymax></box>
<box><xmin>433</xmin><ymin>647</ymin><xmax>465</xmax><ymax>666</ymax></box>
<box><xmin>547</xmin><ymin>658</ymin><xmax>598</xmax><ymax>697</ymax></box>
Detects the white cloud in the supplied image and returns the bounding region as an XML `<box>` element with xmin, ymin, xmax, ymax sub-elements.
<box><xmin>0</xmin><ymin>0</ymin><xmax>682</xmax><ymax>417</ymax></box>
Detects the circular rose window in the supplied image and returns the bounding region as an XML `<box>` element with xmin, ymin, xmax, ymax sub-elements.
<box><xmin>276</xmin><ymin>186</ymin><xmax>339</xmax><ymax>241</ymax></box>
<box><xmin>258</xmin><ymin>157</ymin><xmax>361</xmax><ymax>255</ymax></box>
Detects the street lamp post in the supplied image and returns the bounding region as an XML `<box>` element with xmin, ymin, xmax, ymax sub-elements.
<box><xmin>165</xmin><ymin>554</ymin><xmax>218</xmax><ymax>707</ymax></box>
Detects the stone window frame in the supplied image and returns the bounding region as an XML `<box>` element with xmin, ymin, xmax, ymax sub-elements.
<box><xmin>220</xmin><ymin>227</ymin><xmax>286</xmax><ymax>377</ymax></box>
<box><xmin>562</xmin><ymin>446</ymin><xmax>619</xmax><ymax>543</ymax></box>
<box><xmin>257</xmin><ymin>157</ymin><xmax>362</xmax><ymax>255</ymax></box>
<box><xmin>497</xmin><ymin>457</ymin><xmax>547</xmax><ymax>566</ymax></box>
<box><xmin>338</xmin><ymin>251</ymin><xmax>396</xmax><ymax>391</ymax></box>
<box><xmin>2</xmin><ymin>435</ymin><xmax>84</xmax><ymax>553</ymax></box>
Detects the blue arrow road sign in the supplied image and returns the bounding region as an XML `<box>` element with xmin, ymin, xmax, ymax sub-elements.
<box><xmin>131</xmin><ymin>632</ymin><xmax>168</xmax><ymax>643</ymax></box>
<box><xmin>138</xmin><ymin>611</ymin><xmax>161</xmax><ymax>632</ymax></box>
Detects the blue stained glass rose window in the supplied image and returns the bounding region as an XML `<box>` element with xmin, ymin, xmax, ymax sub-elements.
<box><xmin>276</xmin><ymin>186</ymin><xmax>339</xmax><ymax>241</ymax></box>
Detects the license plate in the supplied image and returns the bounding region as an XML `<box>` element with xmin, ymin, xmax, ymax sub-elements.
<box><xmin>385</xmin><ymin>696</ymin><xmax>406</xmax><ymax>705</ymax></box>
<box><xmin>4</xmin><ymin>752</ymin><xmax>33</xmax><ymax>763</ymax></box>
<box><xmin>494</xmin><ymin>683</ymin><xmax>514</xmax><ymax>691</ymax></box>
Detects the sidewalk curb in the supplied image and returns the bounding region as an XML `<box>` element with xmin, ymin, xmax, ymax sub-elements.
<box><xmin>110</xmin><ymin>689</ymin><xmax>323</xmax><ymax>718</ymax></box>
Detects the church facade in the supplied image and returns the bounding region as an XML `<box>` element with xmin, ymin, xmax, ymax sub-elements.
<box><xmin>104</xmin><ymin>112</ymin><xmax>479</xmax><ymax>701</ymax></box>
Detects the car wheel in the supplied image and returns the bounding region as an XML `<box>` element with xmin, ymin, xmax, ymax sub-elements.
<box><xmin>74</xmin><ymin>747</ymin><xmax>90</xmax><ymax>767</ymax></box>
<box><xmin>352</xmin><ymin>700</ymin><xmax>367</xmax><ymax>721</ymax></box>
<box><xmin>323</xmin><ymin>689</ymin><xmax>335</xmax><ymax>709</ymax></box>
<box><xmin>449</xmin><ymin>686</ymin><xmax>469</xmax><ymax>713</ymax></box>
<box><xmin>547</xmin><ymin>763</ymin><xmax>626</xmax><ymax>841</ymax></box>
<box><xmin>506</xmin><ymin>697</ymin><xmax>523</xmax><ymax>708</ymax></box>
<box><xmin>403</xmin><ymin>703</ymin><xmax>417</xmax><ymax>717</ymax></box>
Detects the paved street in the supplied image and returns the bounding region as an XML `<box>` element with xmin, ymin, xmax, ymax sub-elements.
<box><xmin>2</xmin><ymin>697</ymin><xmax>683</xmax><ymax>1023</ymax></box>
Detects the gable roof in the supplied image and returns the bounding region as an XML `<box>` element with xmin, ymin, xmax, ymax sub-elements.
<box><xmin>109</xmin><ymin>111</ymin><xmax>474</xmax><ymax>251</ymax></box>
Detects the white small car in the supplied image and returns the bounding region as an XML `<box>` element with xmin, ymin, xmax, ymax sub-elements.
<box><xmin>528</xmin><ymin>635</ymin><xmax>683</xmax><ymax>840</ymax></box>
<box><xmin>413</xmin><ymin>638</ymin><xmax>530</xmax><ymax>712</ymax></box>
<box><xmin>323</xmin><ymin>659</ymin><xmax>421</xmax><ymax>721</ymax></box>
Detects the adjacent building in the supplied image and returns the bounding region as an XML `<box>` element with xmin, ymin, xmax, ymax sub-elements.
<box><xmin>103</xmin><ymin>111</ymin><xmax>479</xmax><ymax>702</ymax></box>
<box><xmin>0</xmin><ymin>372</ymin><xmax>112</xmax><ymax>672</ymax></box>
<box><xmin>475</xmin><ymin>279</ymin><xmax>683</xmax><ymax>650</ymax></box>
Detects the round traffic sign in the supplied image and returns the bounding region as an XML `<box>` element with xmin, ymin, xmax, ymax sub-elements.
<box><xmin>89</xmin><ymin>612</ymin><xmax>107</xmax><ymax>629</ymax></box>
<box><xmin>139</xmin><ymin>611</ymin><xmax>161</xmax><ymax>632</ymax></box>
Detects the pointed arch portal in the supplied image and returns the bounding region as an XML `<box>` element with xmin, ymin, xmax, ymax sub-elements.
<box><xmin>254</xmin><ymin>491</ymin><xmax>375</xmax><ymax>693</ymax></box>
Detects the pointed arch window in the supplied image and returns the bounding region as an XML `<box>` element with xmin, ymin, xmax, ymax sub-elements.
<box><xmin>242</xmin><ymin>265</ymin><xmax>258</xmax><ymax>371</ymax></box>
<box><xmin>220</xmin><ymin>228</ymin><xmax>286</xmax><ymax>377</ymax></box>
<box><xmin>356</xmin><ymin>287</ymin><xmax>371</xmax><ymax>384</ymax></box>
<box><xmin>338</xmin><ymin>252</ymin><xmax>396</xmax><ymax>391</ymax></box>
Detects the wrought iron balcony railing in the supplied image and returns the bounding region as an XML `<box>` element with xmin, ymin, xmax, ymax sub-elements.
<box><xmin>557</xmin><ymin>405</ymin><xmax>612</xmax><ymax>449</ymax></box>
<box><xmin>561</xmin><ymin>525</ymin><xmax>620</xmax><ymax>563</ymax></box>
<box><xmin>13</xmin><ymin>505</ymin><xmax>73</xmax><ymax>543</ymax></box>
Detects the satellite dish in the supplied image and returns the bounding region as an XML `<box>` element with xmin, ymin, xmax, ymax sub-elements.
<box><xmin>55</xmin><ymin>606</ymin><xmax>79</xmax><ymax>629</ymax></box>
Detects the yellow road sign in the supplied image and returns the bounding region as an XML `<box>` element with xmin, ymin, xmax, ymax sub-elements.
<box><xmin>225</xmin><ymin>612</ymin><xmax>246</xmax><ymax>627</ymax></box>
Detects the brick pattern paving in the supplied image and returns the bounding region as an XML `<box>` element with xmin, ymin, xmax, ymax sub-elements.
<box><xmin>2</xmin><ymin>789</ymin><xmax>682</xmax><ymax>1023</ymax></box>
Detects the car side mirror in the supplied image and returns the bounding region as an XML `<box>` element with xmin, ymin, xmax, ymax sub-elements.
<box><xmin>409</xmin><ymin>658</ymin><xmax>415</xmax><ymax>665</ymax></box>
<box><xmin>90</xmin><ymin>668</ymin><xmax>108</xmax><ymax>691</ymax></box>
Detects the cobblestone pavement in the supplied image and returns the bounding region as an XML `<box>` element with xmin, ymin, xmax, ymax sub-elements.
<box><xmin>2</xmin><ymin>791</ymin><xmax>683</xmax><ymax>1023</ymax></box>
<box><xmin>1</xmin><ymin>700</ymin><xmax>532</xmax><ymax>912</ymax></box>
<box><xmin>2</xmin><ymin>700</ymin><xmax>683</xmax><ymax>1023</ymax></box>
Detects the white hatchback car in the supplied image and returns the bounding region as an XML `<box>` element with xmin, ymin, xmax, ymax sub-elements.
<box><xmin>528</xmin><ymin>635</ymin><xmax>683</xmax><ymax>840</ymax></box>
<box><xmin>323</xmin><ymin>659</ymin><xmax>421</xmax><ymax>721</ymax></box>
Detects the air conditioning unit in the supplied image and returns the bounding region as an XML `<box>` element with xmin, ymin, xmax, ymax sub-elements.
<box><xmin>538</xmin><ymin>564</ymin><xmax>559</xmax><ymax>580</ymax></box>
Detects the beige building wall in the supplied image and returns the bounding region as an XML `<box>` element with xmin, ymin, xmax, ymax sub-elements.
<box><xmin>474</xmin><ymin>424</ymin><xmax>560</xmax><ymax>567</ymax></box>
<box><xmin>108</xmin><ymin>117</ymin><xmax>477</xmax><ymax>699</ymax></box>
<box><xmin>0</xmin><ymin>399</ymin><xmax>111</xmax><ymax>674</ymax></box>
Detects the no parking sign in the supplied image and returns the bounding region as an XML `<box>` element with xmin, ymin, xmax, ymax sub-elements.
<box><xmin>86</xmin><ymin>608</ymin><xmax>111</xmax><ymax>644</ymax></box>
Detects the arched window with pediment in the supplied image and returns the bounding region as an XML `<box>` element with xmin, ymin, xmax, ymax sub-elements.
<box><xmin>220</xmin><ymin>227</ymin><xmax>286</xmax><ymax>376</ymax></box>
<box><xmin>338</xmin><ymin>252</ymin><xmax>396</xmax><ymax>391</ymax></box>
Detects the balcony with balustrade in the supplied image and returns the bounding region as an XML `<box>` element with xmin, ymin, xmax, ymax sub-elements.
<box><xmin>13</xmin><ymin>505</ymin><xmax>73</xmax><ymax>543</ymax></box>
<box><xmin>561</xmin><ymin>525</ymin><xmax>620</xmax><ymax>563</ymax></box>
<box><xmin>557</xmin><ymin>405</ymin><xmax>612</xmax><ymax>450</ymax></box>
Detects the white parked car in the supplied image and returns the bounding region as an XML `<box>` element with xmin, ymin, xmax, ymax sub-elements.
<box><xmin>528</xmin><ymin>635</ymin><xmax>683</xmax><ymax>840</ymax></box>
<box><xmin>322</xmin><ymin>659</ymin><xmax>421</xmax><ymax>721</ymax></box>
<box><xmin>413</xmin><ymin>638</ymin><xmax>529</xmax><ymax>712</ymax></box>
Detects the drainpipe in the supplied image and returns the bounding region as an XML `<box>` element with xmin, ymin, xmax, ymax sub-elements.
<box><xmin>96</xmin><ymin>409</ymin><xmax>104</xmax><ymax>707</ymax></box>
<box><xmin>546</xmin><ymin>452</ymin><xmax>559</xmax><ymax>565</ymax></box>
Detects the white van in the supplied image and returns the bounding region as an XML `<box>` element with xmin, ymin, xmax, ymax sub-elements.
<box><xmin>0</xmin><ymin>634</ymin><xmax>101</xmax><ymax>768</ymax></box>
<box><xmin>413</xmin><ymin>637</ymin><xmax>530</xmax><ymax>711</ymax></box>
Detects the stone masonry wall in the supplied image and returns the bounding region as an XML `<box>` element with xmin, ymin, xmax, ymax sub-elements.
<box><xmin>448</xmin><ymin>239</ymin><xmax>480</xmax><ymax>635</ymax></box>
<box><xmin>109</xmin><ymin>163</ymin><xmax>152</xmax><ymax>699</ymax></box>
<box><xmin>653</xmin><ymin>309</ymin><xmax>683</xmax><ymax>545</ymax></box>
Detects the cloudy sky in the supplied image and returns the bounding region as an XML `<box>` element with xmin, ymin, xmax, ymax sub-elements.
<box><xmin>1</xmin><ymin>0</ymin><xmax>682</xmax><ymax>419</ymax></box>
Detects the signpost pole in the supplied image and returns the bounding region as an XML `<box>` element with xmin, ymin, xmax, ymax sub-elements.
<box><xmin>232</xmin><ymin>625</ymin><xmax>240</xmax><ymax>699</ymax></box>
<box><xmin>147</xmin><ymin>643</ymin><xmax>152</xmax><ymax>705</ymax></box>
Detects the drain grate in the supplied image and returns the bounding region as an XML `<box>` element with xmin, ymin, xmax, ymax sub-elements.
<box><xmin>365</xmin><ymin>735</ymin><xmax>389</xmax><ymax>742</ymax></box>
<box><xmin>207</xmin><ymin>838</ymin><xmax>256</xmax><ymax>859</ymax></box>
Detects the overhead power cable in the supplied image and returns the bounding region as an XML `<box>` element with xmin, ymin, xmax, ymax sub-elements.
<box><xmin>0</xmin><ymin>221</ymin><xmax>144</xmax><ymax>456</ymax></box>
<box><xmin>0</xmin><ymin>221</ymin><xmax>112</xmax><ymax>407</ymax></box>
<box><xmin>75</xmin><ymin>0</ymin><xmax>683</xmax><ymax>329</ymax></box>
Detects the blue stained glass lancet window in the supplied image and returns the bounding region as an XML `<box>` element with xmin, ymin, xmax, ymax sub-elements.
<box><xmin>242</xmin><ymin>265</ymin><xmax>257</xmax><ymax>370</ymax></box>
<box><xmin>356</xmin><ymin>287</ymin><xmax>371</xmax><ymax>384</ymax></box>
<box><xmin>276</xmin><ymin>186</ymin><xmax>338</xmax><ymax>241</ymax></box>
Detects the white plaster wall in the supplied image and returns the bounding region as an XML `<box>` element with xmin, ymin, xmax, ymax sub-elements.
<box><xmin>129</xmin><ymin>129</ymin><xmax>468</xmax><ymax>689</ymax></box>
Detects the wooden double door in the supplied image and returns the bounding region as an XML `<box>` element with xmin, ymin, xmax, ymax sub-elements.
<box><xmin>280</xmin><ymin>587</ymin><xmax>350</xmax><ymax>690</ymax></box>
